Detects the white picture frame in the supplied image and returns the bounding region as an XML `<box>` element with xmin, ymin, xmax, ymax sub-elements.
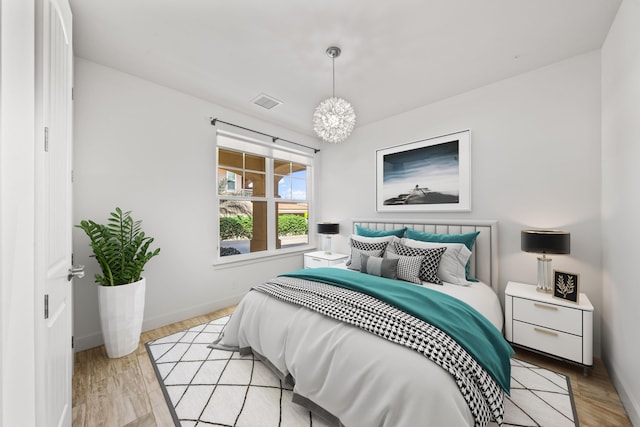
<box><xmin>376</xmin><ymin>130</ymin><xmax>471</xmax><ymax>212</ymax></box>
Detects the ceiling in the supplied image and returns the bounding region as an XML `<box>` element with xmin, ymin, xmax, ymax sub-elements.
<box><xmin>69</xmin><ymin>0</ymin><xmax>621</xmax><ymax>138</ymax></box>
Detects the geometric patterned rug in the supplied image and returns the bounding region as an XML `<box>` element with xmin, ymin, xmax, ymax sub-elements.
<box><xmin>496</xmin><ymin>358</ymin><xmax>578</xmax><ymax>427</ymax></box>
<box><xmin>146</xmin><ymin>316</ymin><xmax>578</xmax><ymax>427</ymax></box>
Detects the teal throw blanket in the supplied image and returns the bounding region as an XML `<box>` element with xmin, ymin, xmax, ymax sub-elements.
<box><xmin>281</xmin><ymin>267</ymin><xmax>514</xmax><ymax>393</ymax></box>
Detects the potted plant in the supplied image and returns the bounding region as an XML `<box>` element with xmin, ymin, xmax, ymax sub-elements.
<box><xmin>77</xmin><ymin>207</ymin><xmax>160</xmax><ymax>358</ymax></box>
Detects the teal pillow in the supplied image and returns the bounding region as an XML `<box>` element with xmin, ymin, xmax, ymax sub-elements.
<box><xmin>355</xmin><ymin>225</ymin><xmax>406</xmax><ymax>238</ymax></box>
<box><xmin>405</xmin><ymin>229</ymin><xmax>481</xmax><ymax>282</ymax></box>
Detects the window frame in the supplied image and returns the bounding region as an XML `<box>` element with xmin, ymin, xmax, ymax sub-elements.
<box><xmin>214</xmin><ymin>129</ymin><xmax>315</xmax><ymax>266</ymax></box>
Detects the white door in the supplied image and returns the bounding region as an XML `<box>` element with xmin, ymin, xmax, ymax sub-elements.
<box><xmin>36</xmin><ymin>0</ymin><xmax>75</xmax><ymax>426</ymax></box>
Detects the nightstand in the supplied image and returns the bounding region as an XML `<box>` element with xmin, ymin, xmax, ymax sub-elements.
<box><xmin>505</xmin><ymin>281</ymin><xmax>593</xmax><ymax>374</ymax></box>
<box><xmin>303</xmin><ymin>251</ymin><xmax>348</xmax><ymax>268</ymax></box>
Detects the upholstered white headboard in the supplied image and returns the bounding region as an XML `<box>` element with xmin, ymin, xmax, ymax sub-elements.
<box><xmin>352</xmin><ymin>219</ymin><xmax>499</xmax><ymax>293</ymax></box>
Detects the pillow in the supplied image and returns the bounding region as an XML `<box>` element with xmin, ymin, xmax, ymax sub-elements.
<box><xmin>405</xmin><ymin>229</ymin><xmax>481</xmax><ymax>281</ymax></box>
<box><xmin>348</xmin><ymin>248</ymin><xmax>385</xmax><ymax>271</ymax></box>
<box><xmin>346</xmin><ymin>238</ymin><xmax>388</xmax><ymax>271</ymax></box>
<box><xmin>401</xmin><ymin>239</ymin><xmax>472</xmax><ymax>285</ymax></box>
<box><xmin>385</xmin><ymin>252</ymin><xmax>424</xmax><ymax>284</ymax></box>
<box><xmin>349</xmin><ymin>237</ymin><xmax>389</xmax><ymax>252</ymax></box>
<box><xmin>350</xmin><ymin>234</ymin><xmax>400</xmax><ymax>257</ymax></box>
<box><xmin>360</xmin><ymin>254</ymin><xmax>399</xmax><ymax>280</ymax></box>
<box><xmin>394</xmin><ymin>243</ymin><xmax>446</xmax><ymax>285</ymax></box>
<box><xmin>355</xmin><ymin>225</ymin><xmax>406</xmax><ymax>238</ymax></box>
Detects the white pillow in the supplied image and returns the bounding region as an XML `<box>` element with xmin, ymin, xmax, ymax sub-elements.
<box><xmin>401</xmin><ymin>238</ymin><xmax>472</xmax><ymax>285</ymax></box>
<box><xmin>350</xmin><ymin>234</ymin><xmax>399</xmax><ymax>244</ymax></box>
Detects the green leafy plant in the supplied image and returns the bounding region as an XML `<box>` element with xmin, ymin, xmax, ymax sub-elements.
<box><xmin>76</xmin><ymin>207</ymin><xmax>160</xmax><ymax>286</ymax></box>
<box><xmin>219</xmin><ymin>216</ymin><xmax>252</xmax><ymax>240</ymax></box>
<box><xmin>278</xmin><ymin>214</ymin><xmax>308</xmax><ymax>236</ymax></box>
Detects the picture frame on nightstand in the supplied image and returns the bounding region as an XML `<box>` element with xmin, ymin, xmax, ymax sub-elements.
<box><xmin>553</xmin><ymin>270</ymin><xmax>580</xmax><ymax>304</ymax></box>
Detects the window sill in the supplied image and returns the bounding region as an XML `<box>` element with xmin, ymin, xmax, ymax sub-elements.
<box><xmin>212</xmin><ymin>245</ymin><xmax>314</xmax><ymax>270</ymax></box>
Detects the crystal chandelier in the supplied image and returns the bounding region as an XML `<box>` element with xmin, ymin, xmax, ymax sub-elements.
<box><xmin>313</xmin><ymin>46</ymin><xmax>356</xmax><ymax>144</ymax></box>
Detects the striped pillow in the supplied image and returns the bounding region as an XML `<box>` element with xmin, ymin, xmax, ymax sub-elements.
<box><xmin>360</xmin><ymin>254</ymin><xmax>399</xmax><ymax>280</ymax></box>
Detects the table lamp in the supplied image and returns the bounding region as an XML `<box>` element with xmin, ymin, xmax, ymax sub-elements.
<box><xmin>521</xmin><ymin>229</ymin><xmax>570</xmax><ymax>292</ymax></box>
<box><xmin>317</xmin><ymin>223</ymin><xmax>340</xmax><ymax>254</ymax></box>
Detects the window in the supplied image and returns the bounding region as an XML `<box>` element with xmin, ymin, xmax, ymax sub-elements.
<box><xmin>225</xmin><ymin>171</ymin><xmax>236</xmax><ymax>191</ymax></box>
<box><xmin>216</xmin><ymin>130</ymin><xmax>313</xmax><ymax>262</ymax></box>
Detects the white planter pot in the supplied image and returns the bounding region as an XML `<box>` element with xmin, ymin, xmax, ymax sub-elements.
<box><xmin>97</xmin><ymin>277</ymin><xmax>146</xmax><ymax>358</ymax></box>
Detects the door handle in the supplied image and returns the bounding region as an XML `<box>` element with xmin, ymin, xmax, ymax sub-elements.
<box><xmin>68</xmin><ymin>265</ymin><xmax>85</xmax><ymax>281</ymax></box>
<box><xmin>534</xmin><ymin>327</ymin><xmax>558</xmax><ymax>337</ymax></box>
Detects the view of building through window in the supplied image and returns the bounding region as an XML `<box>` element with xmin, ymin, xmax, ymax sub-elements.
<box><xmin>217</xmin><ymin>140</ymin><xmax>311</xmax><ymax>259</ymax></box>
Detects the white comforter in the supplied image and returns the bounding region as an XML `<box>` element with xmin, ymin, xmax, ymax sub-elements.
<box><xmin>218</xmin><ymin>279</ymin><xmax>503</xmax><ymax>427</ymax></box>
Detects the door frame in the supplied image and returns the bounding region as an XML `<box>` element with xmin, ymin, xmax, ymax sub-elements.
<box><xmin>0</xmin><ymin>0</ymin><xmax>38</xmax><ymax>426</ymax></box>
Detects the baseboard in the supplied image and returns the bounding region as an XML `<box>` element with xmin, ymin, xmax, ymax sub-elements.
<box><xmin>607</xmin><ymin>359</ymin><xmax>640</xmax><ymax>426</ymax></box>
<box><xmin>75</xmin><ymin>331</ymin><xmax>104</xmax><ymax>352</ymax></box>
<box><xmin>74</xmin><ymin>293</ymin><xmax>244</xmax><ymax>352</ymax></box>
<box><xmin>141</xmin><ymin>293</ymin><xmax>243</xmax><ymax>332</ymax></box>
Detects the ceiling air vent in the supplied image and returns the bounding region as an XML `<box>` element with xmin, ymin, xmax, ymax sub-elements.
<box><xmin>251</xmin><ymin>93</ymin><xmax>282</xmax><ymax>110</ymax></box>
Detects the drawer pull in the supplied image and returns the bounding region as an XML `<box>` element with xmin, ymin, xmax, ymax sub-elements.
<box><xmin>311</xmin><ymin>258</ymin><xmax>321</xmax><ymax>261</ymax></box>
<box><xmin>534</xmin><ymin>327</ymin><xmax>558</xmax><ymax>337</ymax></box>
<box><xmin>534</xmin><ymin>303</ymin><xmax>558</xmax><ymax>311</ymax></box>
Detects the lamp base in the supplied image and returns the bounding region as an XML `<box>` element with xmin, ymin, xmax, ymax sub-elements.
<box><xmin>323</xmin><ymin>235</ymin><xmax>333</xmax><ymax>254</ymax></box>
<box><xmin>536</xmin><ymin>256</ymin><xmax>553</xmax><ymax>293</ymax></box>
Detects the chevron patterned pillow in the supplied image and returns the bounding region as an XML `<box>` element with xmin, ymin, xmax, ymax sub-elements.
<box><xmin>394</xmin><ymin>243</ymin><xmax>446</xmax><ymax>285</ymax></box>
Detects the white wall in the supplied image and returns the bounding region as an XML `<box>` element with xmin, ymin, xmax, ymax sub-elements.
<box><xmin>72</xmin><ymin>58</ymin><xmax>320</xmax><ymax>350</ymax></box>
<box><xmin>0</xmin><ymin>0</ymin><xmax>37</xmax><ymax>424</ymax></box>
<box><xmin>601</xmin><ymin>1</ymin><xmax>640</xmax><ymax>424</ymax></box>
<box><xmin>71</xmin><ymin>19</ymin><xmax>639</xmax><ymax>420</ymax></box>
<box><xmin>319</xmin><ymin>52</ymin><xmax>604</xmax><ymax>355</ymax></box>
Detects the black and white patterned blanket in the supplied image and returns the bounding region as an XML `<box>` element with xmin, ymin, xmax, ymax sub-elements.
<box><xmin>254</xmin><ymin>277</ymin><xmax>505</xmax><ymax>427</ymax></box>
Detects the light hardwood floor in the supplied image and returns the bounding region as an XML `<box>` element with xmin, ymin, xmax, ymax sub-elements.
<box><xmin>72</xmin><ymin>306</ymin><xmax>632</xmax><ymax>427</ymax></box>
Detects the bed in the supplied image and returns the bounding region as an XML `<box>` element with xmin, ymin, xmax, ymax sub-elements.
<box><xmin>212</xmin><ymin>219</ymin><xmax>513</xmax><ymax>427</ymax></box>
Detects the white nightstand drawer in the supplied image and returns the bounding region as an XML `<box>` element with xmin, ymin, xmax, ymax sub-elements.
<box><xmin>513</xmin><ymin>320</ymin><xmax>583</xmax><ymax>363</ymax></box>
<box><xmin>304</xmin><ymin>251</ymin><xmax>348</xmax><ymax>269</ymax></box>
<box><xmin>513</xmin><ymin>298</ymin><xmax>582</xmax><ymax>336</ymax></box>
<box><xmin>304</xmin><ymin>256</ymin><xmax>330</xmax><ymax>268</ymax></box>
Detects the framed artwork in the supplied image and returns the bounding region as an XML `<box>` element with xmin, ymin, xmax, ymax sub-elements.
<box><xmin>553</xmin><ymin>270</ymin><xmax>580</xmax><ymax>304</ymax></box>
<box><xmin>376</xmin><ymin>130</ymin><xmax>470</xmax><ymax>212</ymax></box>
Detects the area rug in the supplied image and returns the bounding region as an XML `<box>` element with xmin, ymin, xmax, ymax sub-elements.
<box><xmin>146</xmin><ymin>316</ymin><xmax>578</xmax><ymax>427</ymax></box>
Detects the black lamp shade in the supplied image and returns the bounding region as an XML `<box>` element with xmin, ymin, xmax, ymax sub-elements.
<box><xmin>317</xmin><ymin>222</ymin><xmax>340</xmax><ymax>235</ymax></box>
<box><xmin>521</xmin><ymin>229</ymin><xmax>570</xmax><ymax>254</ymax></box>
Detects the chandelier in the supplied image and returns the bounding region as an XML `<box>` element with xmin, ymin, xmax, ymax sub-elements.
<box><xmin>313</xmin><ymin>46</ymin><xmax>356</xmax><ymax>144</ymax></box>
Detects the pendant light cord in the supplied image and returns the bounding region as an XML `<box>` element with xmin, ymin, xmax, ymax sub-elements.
<box><xmin>332</xmin><ymin>55</ymin><xmax>336</xmax><ymax>98</ymax></box>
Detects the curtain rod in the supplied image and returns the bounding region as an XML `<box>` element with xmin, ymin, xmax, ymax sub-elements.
<box><xmin>210</xmin><ymin>117</ymin><xmax>320</xmax><ymax>154</ymax></box>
